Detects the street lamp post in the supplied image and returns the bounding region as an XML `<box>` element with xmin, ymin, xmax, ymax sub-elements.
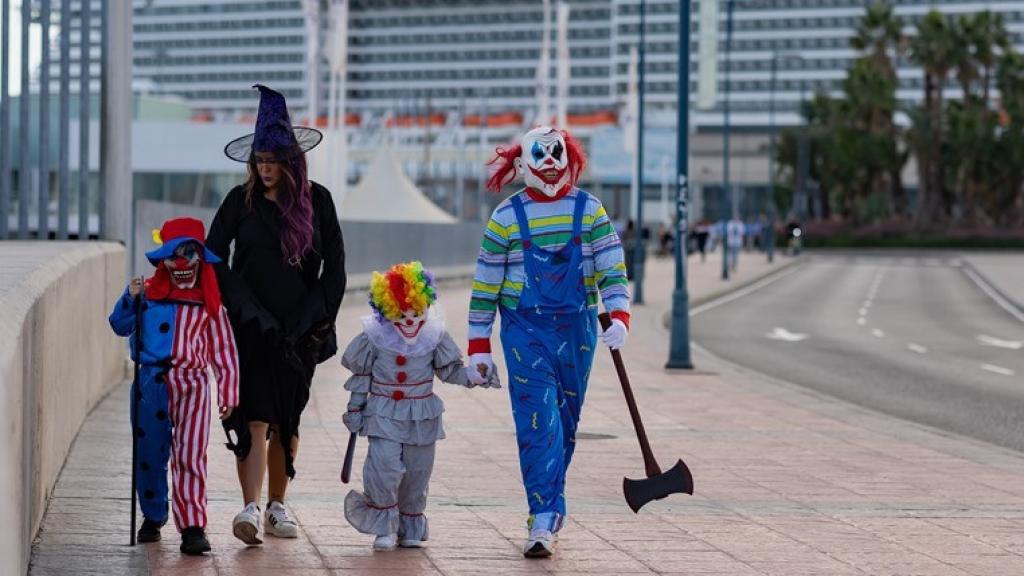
<box><xmin>666</xmin><ymin>0</ymin><xmax>694</xmax><ymax>370</ymax></box>
<box><xmin>633</xmin><ymin>0</ymin><xmax>646</xmax><ymax>305</ymax></box>
<box><xmin>796</xmin><ymin>78</ymin><xmax>809</xmax><ymax>228</ymax></box>
<box><xmin>720</xmin><ymin>0</ymin><xmax>735</xmax><ymax>280</ymax></box>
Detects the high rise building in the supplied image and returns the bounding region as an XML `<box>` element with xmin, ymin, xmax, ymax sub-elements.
<box><xmin>54</xmin><ymin>1</ymin><xmax>1024</xmax><ymax>129</ymax></box>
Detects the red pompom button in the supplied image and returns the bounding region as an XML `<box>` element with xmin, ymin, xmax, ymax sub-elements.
<box><xmin>396</xmin><ymin>372</ymin><xmax>407</xmax><ymax>383</ymax></box>
<box><xmin>392</xmin><ymin>390</ymin><xmax>405</xmax><ymax>401</ymax></box>
<box><xmin>395</xmin><ymin>355</ymin><xmax>407</xmax><ymax>366</ymax></box>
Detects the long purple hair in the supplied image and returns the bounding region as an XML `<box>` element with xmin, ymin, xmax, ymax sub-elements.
<box><xmin>245</xmin><ymin>150</ymin><xmax>314</xmax><ymax>266</ymax></box>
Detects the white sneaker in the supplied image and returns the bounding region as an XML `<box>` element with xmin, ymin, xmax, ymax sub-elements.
<box><xmin>232</xmin><ymin>503</ymin><xmax>263</xmax><ymax>546</ymax></box>
<box><xmin>523</xmin><ymin>528</ymin><xmax>555</xmax><ymax>558</ymax></box>
<box><xmin>399</xmin><ymin>538</ymin><xmax>424</xmax><ymax>548</ymax></box>
<box><xmin>264</xmin><ymin>501</ymin><xmax>299</xmax><ymax>538</ymax></box>
<box><xmin>373</xmin><ymin>533</ymin><xmax>398</xmax><ymax>551</ymax></box>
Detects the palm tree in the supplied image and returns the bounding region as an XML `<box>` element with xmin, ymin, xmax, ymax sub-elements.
<box><xmin>995</xmin><ymin>51</ymin><xmax>1024</xmax><ymax>225</ymax></box>
<box><xmin>970</xmin><ymin>11</ymin><xmax>1011</xmax><ymax>105</ymax></box>
<box><xmin>851</xmin><ymin>2</ymin><xmax>903</xmax><ymax>84</ymax></box>
<box><xmin>910</xmin><ymin>10</ymin><xmax>957</xmax><ymax>224</ymax></box>
<box><xmin>850</xmin><ymin>2</ymin><xmax>907</xmax><ymax>217</ymax></box>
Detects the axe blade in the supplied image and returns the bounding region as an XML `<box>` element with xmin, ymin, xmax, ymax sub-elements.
<box><xmin>623</xmin><ymin>460</ymin><xmax>694</xmax><ymax>513</ymax></box>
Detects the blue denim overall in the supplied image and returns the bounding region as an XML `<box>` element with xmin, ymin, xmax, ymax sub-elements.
<box><xmin>499</xmin><ymin>191</ymin><xmax>597</xmax><ymax>533</ymax></box>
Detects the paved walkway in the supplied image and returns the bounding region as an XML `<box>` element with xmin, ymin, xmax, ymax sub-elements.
<box><xmin>31</xmin><ymin>248</ymin><xmax>1024</xmax><ymax>575</ymax></box>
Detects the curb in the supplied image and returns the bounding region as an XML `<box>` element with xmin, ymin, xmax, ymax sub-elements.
<box><xmin>661</xmin><ymin>257</ymin><xmax>803</xmax><ymax>330</ymax></box>
<box><xmin>959</xmin><ymin>258</ymin><xmax>1024</xmax><ymax>321</ymax></box>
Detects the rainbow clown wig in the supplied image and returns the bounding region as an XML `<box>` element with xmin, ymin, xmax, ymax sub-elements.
<box><xmin>368</xmin><ymin>261</ymin><xmax>438</xmax><ymax>322</ymax></box>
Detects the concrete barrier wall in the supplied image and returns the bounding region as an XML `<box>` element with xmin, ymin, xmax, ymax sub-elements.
<box><xmin>134</xmin><ymin>199</ymin><xmax>483</xmax><ymax>277</ymax></box>
<box><xmin>0</xmin><ymin>242</ymin><xmax>126</xmax><ymax>576</ymax></box>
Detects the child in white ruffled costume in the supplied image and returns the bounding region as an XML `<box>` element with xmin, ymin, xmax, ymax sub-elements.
<box><xmin>341</xmin><ymin>261</ymin><xmax>500</xmax><ymax>550</ymax></box>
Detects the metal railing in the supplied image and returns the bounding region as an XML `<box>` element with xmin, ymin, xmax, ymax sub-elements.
<box><xmin>0</xmin><ymin>0</ymin><xmax>130</xmax><ymax>241</ymax></box>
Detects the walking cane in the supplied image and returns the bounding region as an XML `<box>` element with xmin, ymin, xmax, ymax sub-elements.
<box><xmin>130</xmin><ymin>287</ymin><xmax>144</xmax><ymax>546</ymax></box>
<box><xmin>598</xmin><ymin>313</ymin><xmax>694</xmax><ymax>512</ymax></box>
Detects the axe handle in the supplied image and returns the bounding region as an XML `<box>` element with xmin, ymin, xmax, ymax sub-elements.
<box><xmin>340</xmin><ymin>432</ymin><xmax>357</xmax><ymax>483</ymax></box>
<box><xmin>598</xmin><ymin>313</ymin><xmax>662</xmax><ymax>478</ymax></box>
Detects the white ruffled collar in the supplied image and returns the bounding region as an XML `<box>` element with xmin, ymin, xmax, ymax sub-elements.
<box><xmin>361</xmin><ymin>306</ymin><xmax>446</xmax><ymax>357</ymax></box>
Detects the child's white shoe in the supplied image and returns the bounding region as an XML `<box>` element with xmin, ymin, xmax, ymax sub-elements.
<box><xmin>264</xmin><ymin>501</ymin><xmax>299</xmax><ymax>538</ymax></box>
<box><xmin>232</xmin><ymin>502</ymin><xmax>263</xmax><ymax>546</ymax></box>
<box><xmin>523</xmin><ymin>528</ymin><xmax>554</xmax><ymax>558</ymax></box>
<box><xmin>373</xmin><ymin>533</ymin><xmax>398</xmax><ymax>551</ymax></box>
<box><xmin>399</xmin><ymin>538</ymin><xmax>424</xmax><ymax>548</ymax></box>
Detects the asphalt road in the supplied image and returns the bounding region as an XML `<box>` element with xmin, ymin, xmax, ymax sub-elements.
<box><xmin>692</xmin><ymin>252</ymin><xmax>1024</xmax><ymax>452</ymax></box>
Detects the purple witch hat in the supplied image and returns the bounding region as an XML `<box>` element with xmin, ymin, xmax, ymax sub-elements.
<box><xmin>224</xmin><ymin>84</ymin><xmax>323</xmax><ymax>162</ymax></box>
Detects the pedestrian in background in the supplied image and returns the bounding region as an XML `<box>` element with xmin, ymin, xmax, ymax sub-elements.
<box><xmin>694</xmin><ymin>219</ymin><xmax>710</xmax><ymax>262</ymax></box>
<box><xmin>726</xmin><ymin>216</ymin><xmax>745</xmax><ymax>272</ymax></box>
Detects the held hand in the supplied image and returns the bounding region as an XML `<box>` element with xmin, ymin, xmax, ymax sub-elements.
<box><xmin>599</xmin><ymin>318</ymin><xmax>629</xmax><ymax>350</ymax></box>
<box><xmin>128</xmin><ymin>276</ymin><xmax>144</xmax><ymax>298</ymax></box>
<box><xmin>219</xmin><ymin>405</ymin><xmax>235</xmax><ymax>421</ymax></box>
<box><xmin>467</xmin><ymin>353</ymin><xmax>493</xmax><ymax>387</ymax></box>
<box><xmin>481</xmin><ymin>369</ymin><xmax>502</xmax><ymax>389</ymax></box>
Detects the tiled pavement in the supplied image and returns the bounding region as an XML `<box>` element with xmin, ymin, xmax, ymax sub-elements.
<box><xmin>31</xmin><ymin>249</ymin><xmax>1024</xmax><ymax>575</ymax></box>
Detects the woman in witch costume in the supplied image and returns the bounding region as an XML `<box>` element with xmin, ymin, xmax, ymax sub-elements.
<box><xmin>206</xmin><ymin>84</ymin><xmax>346</xmax><ymax>546</ymax></box>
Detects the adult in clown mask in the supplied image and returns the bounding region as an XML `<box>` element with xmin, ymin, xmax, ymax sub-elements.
<box><xmin>467</xmin><ymin>126</ymin><xmax>631</xmax><ymax>557</ymax></box>
<box><xmin>340</xmin><ymin>261</ymin><xmax>500</xmax><ymax>551</ymax></box>
<box><xmin>108</xmin><ymin>216</ymin><xmax>239</xmax><ymax>555</ymax></box>
<box><xmin>206</xmin><ymin>85</ymin><xmax>346</xmax><ymax>546</ymax></box>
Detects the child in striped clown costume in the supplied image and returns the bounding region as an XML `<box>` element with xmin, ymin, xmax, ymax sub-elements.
<box><xmin>341</xmin><ymin>261</ymin><xmax>500</xmax><ymax>551</ymax></box>
<box><xmin>108</xmin><ymin>217</ymin><xmax>239</xmax><ymax>555</ymax></box>
<box><xmin>466</xmin><ymin>126</ymin><xmax>631</xmax><ymax>558</ymax></box>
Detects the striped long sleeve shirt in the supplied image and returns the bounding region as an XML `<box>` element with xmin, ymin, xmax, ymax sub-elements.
<box><xmin>468</xmin><ymin>187</ymin><xmax>630</xmax><ymax>353</ymax></box>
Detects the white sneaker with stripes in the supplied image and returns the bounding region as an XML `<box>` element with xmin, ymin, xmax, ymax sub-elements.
<box><xmin>264</xmin><ymin>501</ymin><xmax>299</xmax><ymax>538</ymax></box>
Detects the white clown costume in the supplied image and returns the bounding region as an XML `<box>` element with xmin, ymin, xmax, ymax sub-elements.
<box><xmin>341</xmin><ymin>261</ymin><xmax>500</xmax><ymax>551</ymax></box>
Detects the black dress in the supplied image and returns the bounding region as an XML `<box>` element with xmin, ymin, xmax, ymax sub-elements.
<box><xmin>206</xmin><ymin>181</ymin><xmax>346</xmax><ymax>478</ymax></box>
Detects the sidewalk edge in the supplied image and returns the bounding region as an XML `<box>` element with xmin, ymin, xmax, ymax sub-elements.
<box><xmin>660</xmin><ymin>257</ymin><xmax>803</xmax><ymax>330</ymax></box>
<box><xmin>960</xmin><ymin>259</ymin><xmax>1024</xmax><ymax>323</ymax></box>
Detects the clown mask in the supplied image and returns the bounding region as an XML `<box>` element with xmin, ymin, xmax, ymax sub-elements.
<box><xmin>515</xmin><ymin>126</ymin><xmax>569</xmax><ymax>197</ymax></box>
<box><xmin>163</xmin><ymin>241</ymin><xmax>202</xmax><ymax>289</ymax></box>
<box><xmin>392</xmin><ymin>308</ymin><xmax>427</xmax><ymax>344</ymax></box>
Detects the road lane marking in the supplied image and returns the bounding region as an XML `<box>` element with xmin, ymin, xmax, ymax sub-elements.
<box><xmin>977</xmin><ymin>335</ymin><xmax>1023</xmax><ymax>350</ymax></box>
<box><xmin>858</xmin><ymin>268</ymin><xmax>886</xmax><ymax>326</ymax></box>
<box><xmin>962</xmin><ymin>266</ymin><xmax>1024</xmax><ymax>324</ymax></box>
<box><xmin>980</xmin><ymin>364</ymin><xmax>1015</xmax><ymax>377</ymax></box>
<box><xmin>872</xmin><ymin>329</ymin><xmax>885</xmax><ymax>338</ymax></box>
<box><xmin>907</xmin><ymin>343</ymin><xmax>928</xmax><ymax>354</ymax></box>
<box><xmin>690</xmin><ymin>264</ymin><xmax>803</xmax><ymax>317</ymax></box>
<box><xmin>766</xmin><ymin>327</ymin><xmax>808</xmax><ymax>342</ymax></box>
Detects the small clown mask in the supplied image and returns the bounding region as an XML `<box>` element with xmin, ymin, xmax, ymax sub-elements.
<box><xmin>392</xmin><ymin>308</ymin><xmax>428</xmax><ymax>344</ymax></box>
<box><xmin>515</xmin><ymin>126</ymin><xmax>569</xmax><ymax>197</ymax></box>
<box><xmin>163</xmin><ymin>241</ymin><xmax>202</xmax><ymax>289</ymax></box>
<box><xmin>369</xmin><ymin>261</ymin><xmax>439</xmax><ymax>346</ymax></box>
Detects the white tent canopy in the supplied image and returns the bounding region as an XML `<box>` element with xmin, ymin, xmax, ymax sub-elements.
<box><xmin>339</xmin><ymin>146</ymin><xmax>457</xmax><ymax>223</ymax></box>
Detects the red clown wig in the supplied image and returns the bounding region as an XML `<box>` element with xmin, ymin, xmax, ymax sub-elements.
<box><xmin>485</xmin><ymin>129</ymin><xmax>587</xmax><ymax>193</ymax></box>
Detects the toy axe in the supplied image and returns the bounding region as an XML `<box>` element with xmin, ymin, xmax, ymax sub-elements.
<box><xmin>340</xmin><ymin>432</ymin><xmax>357</xmax><ymax>484</ymax></box>
<box><xmin>598</xmin><ymin>313</ymin><xmax>694</xmax><ymax>513</ymax></box>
